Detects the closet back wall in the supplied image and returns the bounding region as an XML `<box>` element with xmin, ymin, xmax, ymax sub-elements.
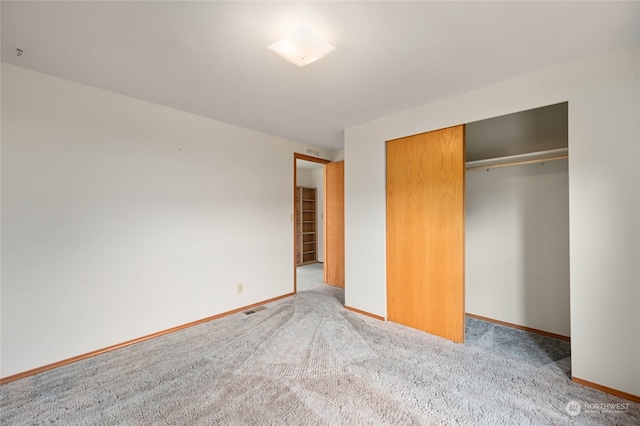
<box><xmin>465</xmin><ymin>160</ymin><xmax>570</xmax><ymax>336</ymax></box>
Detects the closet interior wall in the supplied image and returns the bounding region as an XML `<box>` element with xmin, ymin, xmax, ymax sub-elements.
<box><xmin>464</xmin><ymin>103</ymin><xmax>570</xmax><ymax>337</ymax></box>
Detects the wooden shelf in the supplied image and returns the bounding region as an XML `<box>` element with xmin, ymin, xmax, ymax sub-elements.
<box><xmin>296</xmin><ymin>186</ymin><xmax>318</xmax><ymax>266</ymax></box>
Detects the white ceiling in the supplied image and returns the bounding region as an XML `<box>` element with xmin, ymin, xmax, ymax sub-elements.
<box><xmin>2</xmin><ymin>1</ymin><xmax>638</xmax><ymax>151</ymax></box>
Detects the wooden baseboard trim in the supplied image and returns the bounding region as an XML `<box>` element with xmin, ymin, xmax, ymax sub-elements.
<box><xmin>0</xmin><ymin>292</ymin><xmax>295</xmax><ymax>385</ymax></box>
<box><xmin>465</xmin><ymin>313</ymin><xmax>570</xmax><ymax>342</ymax></box>
<box><xmin>572</xmin><ymin>377</ymin><xmax>640</xmax><ymax>403</ymax></box>
<box><xmin>344</xmin><ymin>305</ymin><xmax>385</xmax><ymax>321</ymax></box>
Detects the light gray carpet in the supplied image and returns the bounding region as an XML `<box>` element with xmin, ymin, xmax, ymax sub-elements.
<box><xmin>1</xmin><ymin>285</ymin><xmax>638</xmax><ymax>425</ymax></box>
<box><xmin>296</xmin><ymin>262</ymin><xmax>324</xmax><ymax>292</ymax></box>
<box><xmin>465</xmin><ymin>316</ymin><xmax>572</xmax><ymax>379</ymax></box>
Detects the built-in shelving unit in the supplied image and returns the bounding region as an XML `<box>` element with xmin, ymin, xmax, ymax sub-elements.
<box><xmin>295</xmin><ymin>186</ymin><xmax>317</xmax><ymax>266</ymax></box>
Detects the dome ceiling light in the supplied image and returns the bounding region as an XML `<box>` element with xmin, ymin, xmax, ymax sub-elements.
<box><xmin>268</xmin><ymin>23</ymin><xmax>335</xmax><ymax>67</ymax></box>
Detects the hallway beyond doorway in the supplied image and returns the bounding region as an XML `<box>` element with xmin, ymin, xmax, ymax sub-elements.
<box><xmin>297</xmin><ymin>263</ymin><xmax>323</xmax><ymax>292</ymax></box>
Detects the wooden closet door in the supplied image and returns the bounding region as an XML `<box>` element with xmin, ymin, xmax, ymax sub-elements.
<box><xmin>386</xmin><ymin>126</ymin><xmax>465</xmax><ymax>342</ymax></box>
<box><xmin>324</xmin><ymin>161</ymin><xmax>345</xmax><ymax>288</ymax></box>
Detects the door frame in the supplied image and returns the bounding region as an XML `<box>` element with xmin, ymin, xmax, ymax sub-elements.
<box><xmin>293</xmin><ymin>153</ymin><xmax>330</xmax><ymax>293</ymax></box>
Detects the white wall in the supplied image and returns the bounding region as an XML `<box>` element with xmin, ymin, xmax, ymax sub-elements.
<box><xmin>296</xmin><ymin>168</ymin><xmax>313</xmax><ymax>187</ymax></box>
<box><xmin>466</xmin><ymin>160</ymin><xmax>570</xmax><ymax>337</ymax></box>
<box><xmin>344</xmin><ymin>43</ymin><xmax>639</xmax><ymax>396</ymax></box>
<box><xmin>0</xmin><ymin>64</ymin><xmax>330</xmax><ymax>378</ymax></box>
<box><xmin>311</xmin><ymin>168</ymin><xmax>324</xmax><ymax>263</ymax></box>
<box><xmin>331</xmin><ymin>149</ymin><xmax>345</xmax><ymax>162</ymax></box>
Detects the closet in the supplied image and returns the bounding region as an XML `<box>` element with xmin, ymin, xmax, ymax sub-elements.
<box><xmin>465</xmin><ymin>102</ymin><xmax>570</xmax><ymax>338</ymax></box>
<box><xmin>384</xmin><ymin>102</ymin><xmax>570</xmax><ymax>344</ymax></box>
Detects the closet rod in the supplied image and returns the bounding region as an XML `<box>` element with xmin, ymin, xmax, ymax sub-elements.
<box><xmin>465</xmin><ymin>148</ymin><xmax>568</xmax><ymax>172</ymax></box>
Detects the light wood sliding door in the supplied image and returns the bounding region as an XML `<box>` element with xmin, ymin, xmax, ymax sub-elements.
<box><xmin>324</xmin><ymin>161</ymin><xmax>345</xmax><ymax>288</ymax></box>
<box><xmin>386</xmin><ymin>126</ymin><xmax>465</xmax><ymax>342</ymax></box>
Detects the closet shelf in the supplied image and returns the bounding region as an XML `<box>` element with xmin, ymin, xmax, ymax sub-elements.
<box><xmin>466</xmin><ymin>148</ymin><xmax>568</xmax><ymax>171</ymax></box>
<box><xmin>296</xmin><ymin>186</ymin><xmax>318</xmax><ymax>266</ymax></box>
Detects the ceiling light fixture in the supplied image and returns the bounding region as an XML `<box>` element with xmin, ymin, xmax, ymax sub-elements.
<box><xmin>268</xmin><ymin>23</ymin><xmax>335</xmax><ymax>67</ymax></box>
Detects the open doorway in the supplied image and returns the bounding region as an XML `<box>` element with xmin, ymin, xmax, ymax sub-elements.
<box><xmin>294</xmin><ymin>154</ymin><xmax>330</xmax><ymax>293</ymax></box>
